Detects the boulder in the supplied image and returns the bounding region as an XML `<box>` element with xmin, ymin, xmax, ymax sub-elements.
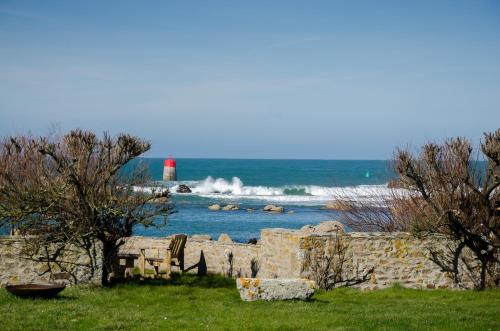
<box><xmin>218</xmin><ymin>233</ymin><xmax>233</xmax><ymax>243</ymax></box>
<box><xmin>208</xmin><ymin>204</ymin><xmax>221</xmax><ymax>211</ymax></box>
<box><xmin>176</xmin><ymin>184</ymin><xmax>192</xmax><ymax>193</ymax></box>
<box><xmin>300</xmin><ymin>221</ymin><xmax>345</xmax><ymax>235</ymax></box>
<box><xmin>322</xmin><ymin>200</ymin><xmax>352</xmax><ymax>211</ymax></box>
<box><xmin>300</xmin><ymin>225</ymin><xmax>315</xmax><ymax>233</ymax></box>
<box><xmin>236</xmin><ymin>278</ymin><xmax>315</xmax><ymax>301</ymax></box>
<box><xmin>263</xmin><ymin>204</ymin><xmax>284</xmax><ymax>213</ymax></box>
<box><xmin>247</xmin><ymin>238</ymin><xmax>258</xmax><ymax>245</ymax></box>
<box><xmin>222</xmin><ymin>204</ymin><xmax>239</xmax><ymax>211</ymax></box>
<box><xmin>246</xmin><ymin>208</ymin><xmax>255</xmax><ymax>212</ymax></box>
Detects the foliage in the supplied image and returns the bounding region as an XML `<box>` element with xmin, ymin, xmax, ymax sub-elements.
<box><xmin>0</xmin><ymin>129</ymin><xmax>172</xmax><ymax>285</ymax></box>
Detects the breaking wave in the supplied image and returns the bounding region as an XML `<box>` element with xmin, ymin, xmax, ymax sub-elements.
<box><xmin>144</xmin><ymin>176</ymin><xmax>409</xmax><ymax>205</ymax></box>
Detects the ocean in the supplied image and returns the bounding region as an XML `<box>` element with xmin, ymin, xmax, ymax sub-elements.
<box><xmin>134</xmin><ymin>159</ymin><xmax>396</xmax><ymax>242</ymax></box>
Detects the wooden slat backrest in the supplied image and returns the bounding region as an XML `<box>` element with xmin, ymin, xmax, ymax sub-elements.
<box><xmin>168</xmin><ymin>234</ymin><xmax>187</xmax><ymax>258</ymax></box>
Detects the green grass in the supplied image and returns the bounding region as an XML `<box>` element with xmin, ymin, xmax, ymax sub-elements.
<box><xmin>1</xmin><ymin>275</ymin><xmax>499</xmax><ymax>331</ymax></box>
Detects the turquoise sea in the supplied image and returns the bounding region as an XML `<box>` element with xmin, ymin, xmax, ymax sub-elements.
<box><xmin>134</xmin><ymin>159</ymin><xmax>396</xmax><ymax>242</ymax></box>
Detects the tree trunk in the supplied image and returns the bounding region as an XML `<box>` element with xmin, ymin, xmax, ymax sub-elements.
<box><xmin>101</xmin><ymin>239</ymin><xmax>120</xmax><ymax>286</ymax></box>
<box><xmin>479</xmin><ymin>259</ymin><xmax>487</xmax><ymax>290</ymax></box>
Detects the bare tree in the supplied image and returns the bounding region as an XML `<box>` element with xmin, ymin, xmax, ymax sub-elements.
<box><xmin>301</xmin><ymin>235</ymin><xmax>348</xmax><ymax>290</ymax></box>
<box><xmin>334</xmin><ymin>130</ymin><xmax>499</xmax><ymax>289</ymax></box>
<box><xmin>339</xmin><ymin>189</ymin><xmax>417</xmax><ymax>232</ymax></box>
<box><xmin>393</xmin><ymin>130</ymin><xmax>500</xmax><ymax>289</ymax></box>
<box><xmin>0</xmin><ymin>129</ymin><xmax>172</xmax><ymax>285</ymax></box>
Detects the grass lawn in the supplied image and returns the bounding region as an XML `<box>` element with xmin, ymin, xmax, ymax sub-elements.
<box><xmin>1</xmin><ymin>275</ymin><xmax>499</xmax><ymax>331</ymax></box>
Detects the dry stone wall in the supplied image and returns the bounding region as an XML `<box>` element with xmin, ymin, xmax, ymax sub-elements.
<box><xmin>0</xmin><ymin>237</ymin><xmax>102</xmax><ymax>286</ymax></box>
<box><xmin>120</xmin><ymin>229</ymin><xmax>466</xmax><ymax>289</ymax></box>
<box><xmin>298</xmin><ymin>232</ymin><xmax>470</xmax><ymax>290</ymax></box>
<box><xmin>120</xmin><ymin>236</ymin><xmax>260</xmax><ymax>278</ymax></box>
<box><xmin>339</xmin><ymin>233</ymin><xmax>458</xmax><ymax>290</ymax></box>
<box><xmin>259</xmin><ymin>228</ymin><xmax>303</xmax><ymax>278</ymax></box>
<box><xmin>1</xmin><ymin>228</ymin><xmax>475</xmax><ymax>289</ymax></box>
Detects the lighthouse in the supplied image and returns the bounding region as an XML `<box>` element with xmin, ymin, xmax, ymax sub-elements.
<box><xmin>163</xmin><ymin>156</ymin><xmax>177</xmax><ymax>181</ymax></box>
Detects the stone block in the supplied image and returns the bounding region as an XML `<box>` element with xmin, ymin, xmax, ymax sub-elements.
<box><xmin>236</xmin><ymin>278</ymin><xmax>315</xmax><ymax>301</ymax></box>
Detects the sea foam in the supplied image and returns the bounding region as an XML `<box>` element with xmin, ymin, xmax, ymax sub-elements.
<box><xmin>160</xmin><ymin>176</ymin><xmax>408</xmax><ymax>205</ymax></box>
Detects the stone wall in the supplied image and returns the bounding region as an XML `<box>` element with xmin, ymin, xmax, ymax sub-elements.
<box><xmin>121</xmin><ymin>236</ymin><xmax>260</xmax><ymax>278</ymax></box>
<box><xmin>0</xmin><ymin>237</ymin><xmax>102</xmax><ymax>286</ymax></box>
<box><xmin>119</xmin><ymin>229</ymin><xmax>467</xmax><ymax>289</ymax></box>
<box><xmin>298</xmin><ymin>232</ymin><xmax>472</xmax><ymax>290</ymax></box>
<box><xmin>343</xmin><ymin>233</ymin><xmax>467</xmax><ymax>290</ymax></box>
<box><xmin>0</xmin><ymin>228</ymin><xmax>475</xmax><ymax>289</ymax></box>
<box><xmin>259</xmin><ymin>229</ymin><xmax>303</xmax><ymax>278</ymax></box>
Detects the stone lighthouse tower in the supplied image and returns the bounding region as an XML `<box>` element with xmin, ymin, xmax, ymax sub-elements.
<box><xmin>163</xmin><ymin>156</ymin><xmax>177</xmax><ymax>181</ymax></box>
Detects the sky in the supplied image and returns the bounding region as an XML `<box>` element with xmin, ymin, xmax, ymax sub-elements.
<box><xmin>0</xmin><ymin>0</ymin><xmax>499</xmax><ymax>159</ymax></box>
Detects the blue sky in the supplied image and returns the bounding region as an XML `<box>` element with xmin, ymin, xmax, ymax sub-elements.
<box><xmin>0</xmin><ymin>0</ymin><xmax>499</xmax><ymax>159</ymax></box>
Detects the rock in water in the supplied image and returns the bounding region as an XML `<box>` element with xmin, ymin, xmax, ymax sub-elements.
<box><xmin>222</xmin><ymin>204</ymin><xmax>239</xmax><ymax>211</ymax></box>
<box><xmin>208</xmin><ymin>204</ymin><xmax>221</xmax><ymax>211</ymax></box>
<box><xmin>263</xmin><ymin>204</ymin><xmax>284</xmax><ymax>213</ymax></box>
<box><xmin>218</xmin><ymin>233</ymin><xmax>233</xmax><ymax>243</ymax></box>
<box><xmin>176</xmin><ymin>184</ymin><xmax>192</xmax><ymax>193</ymax></box>
<box><xmin>236</xmin><ymin>278</ymin><xmax>315</xmax><ymax>301</ymax></box>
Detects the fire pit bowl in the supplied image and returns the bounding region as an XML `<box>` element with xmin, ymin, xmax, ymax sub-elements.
<box><xmin>5</xmin><ymin>283</ymin><xmax>66</xmax><ymax>298</ymax></box>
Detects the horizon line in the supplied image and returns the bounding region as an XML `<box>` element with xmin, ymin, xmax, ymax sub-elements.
<box><xmin>140</xmin><ymin>156</ymin><xmax>393</xmax><ymax>161</ymax></box>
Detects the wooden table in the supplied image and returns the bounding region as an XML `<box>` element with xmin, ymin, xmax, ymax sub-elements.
<box><xmin>118</xmin><ymin>253</ymin><xmax>139</xmax><ymax>279</ymax></box>
<box><xmin>118</xmin><ymin>250</ymin><xmax>171</xmax><ymax>279</ymax></box>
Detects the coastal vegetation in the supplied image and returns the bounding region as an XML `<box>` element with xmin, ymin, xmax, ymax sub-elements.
<box><xmin>341</xmin><ymin>129</ymin><xmax>500</xmax><ymax>290</ymax></box>
<box><xmin>393</xmin><ymin>130</ymin><xmax>500</xmax><ymax>289</ymax></box>
<box><xmin>1</xmin><ymin>274</ymin><xmax>499</xmax><ymax>330</ymax></box>
<box><xmin>0</xmin><ymin>130</ymin><xmax>171</xmax><ymax>285</ymax></box>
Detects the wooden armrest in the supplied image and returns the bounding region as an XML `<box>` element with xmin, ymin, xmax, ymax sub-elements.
<box><xmin>118</xmin><ymin>253</ymin><xmax>140</xmax><ymax>259</ymax></box>
<box><xmin>145</xmin><ymin>257</ymin><xmax>163</xmax><ymax>263</ymax></box>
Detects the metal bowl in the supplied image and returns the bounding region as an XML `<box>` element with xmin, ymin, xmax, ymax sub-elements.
<box><xmin>5</xmin><ymin>283</ymin><xmax>66</xmax><ymax>298</ymax></box>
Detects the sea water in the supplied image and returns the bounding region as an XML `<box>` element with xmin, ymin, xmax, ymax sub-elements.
<box><xmin>134</xmin><ymin>159</ymin><xmax>396</xmax><ymax>242</ymax></box>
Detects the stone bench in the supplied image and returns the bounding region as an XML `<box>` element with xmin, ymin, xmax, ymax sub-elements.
<box><xmin>236</xmin><ymin>278</ymin><xmax>315</xmax><ymax>301</ymax></box>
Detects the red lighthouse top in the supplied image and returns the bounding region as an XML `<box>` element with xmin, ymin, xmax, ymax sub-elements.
<box><xmin>164</xmin><ymin>157</ymin><xmax>176</xmax><ymax>167</ymax></box>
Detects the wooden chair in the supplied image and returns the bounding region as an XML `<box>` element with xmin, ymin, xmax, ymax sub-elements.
<box><xmin>139</xmin><ymin>234</ymin><xmax>188</xmax><ymax>279</ymax></box>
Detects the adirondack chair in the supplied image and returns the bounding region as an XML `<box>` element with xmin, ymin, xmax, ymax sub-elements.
<box><xmin>138</xmin><ymin>234</ymin><xmax>187</xmax><ymax>279</ymax></box>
